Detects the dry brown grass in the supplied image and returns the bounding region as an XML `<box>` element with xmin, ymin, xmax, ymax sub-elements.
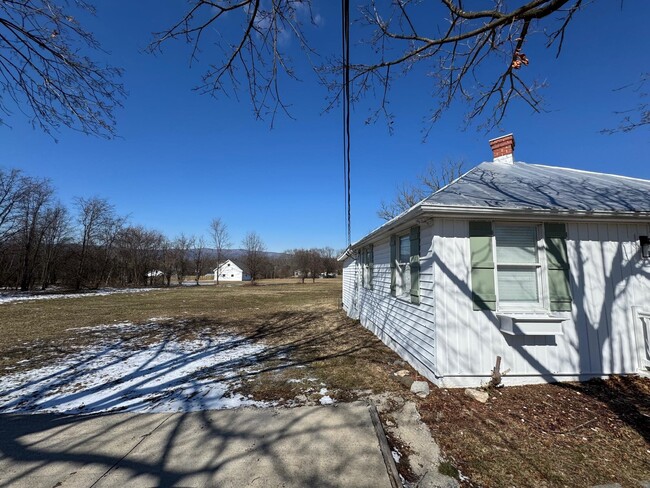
<box><xmin>0</xmin><ymin>279</ymin><xmax>407</xmax><ymax>401</ymax></box>
<box><xmin>2</xmin><ymin>278</ymin><xmax>649</xmax><ymax>487</ymax></box>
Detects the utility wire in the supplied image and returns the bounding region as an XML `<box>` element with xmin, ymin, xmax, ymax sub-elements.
<box><xmin>342</xmin><ymin>0</ymin><xmax>351</xmax><ymax>246</ymax></box>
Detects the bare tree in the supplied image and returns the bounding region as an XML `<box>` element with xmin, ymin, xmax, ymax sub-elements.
<box><xmin>39</xmin><ymin>203</ymin><xmax>70</xmax><ymax>289</ymax></box>
<box><xmin>0</xmin><ymin>168</ymin><xmax>27</xmax><ymax>248</ymax></box>
<box><xmin>16</xmin><ymin>177</ymin><xmax>54</xmax><ymax>290</ymax></box>
<box><xmin>378</xmin><ymin>160</ymin><xmax>465</xmax><ymax>220</ymax></box>
<box><xmin>291</xmin><ymin>249</ymin><xmax>311</xmax><ymax>284</ymax></box>
<box><xmin>242</xmin><ymin>231</ymin><xmax>266</xmax><ymax>284</ymax></box>
<box><xmin>193</xmin><ymin>236</ymin><xmax>206</xmax><ymax>285</ymax></box>
<box><xmin>0</xmin><ymin>1</ymin><xmax>125</xmax><ymax>138</ymax></box>
<box><xmin>159</xmin><ymin>237</ymin><xmax>176</xmax><ymax>287</ymax></box>
<box><xmin>74</xmin><ymin>197</ymin><xmax>124</xmax><ymax>290</ymax></box>
<box><xmin>173</xmin><ymin>234</ymin><xmax>194</xmax><ymax>285</ymax></box>
<box><xmin>307</xmin><ymin>249</ymin><xmax>322</xmax><ymax>283</ymax></box>
<box><xmin>151</xmin><ymin>1</ymin><xmax>586</xmax><ymax>129</ymax></box>
<box><xmin>209</xmin><ymin>218</ymin><xmax>231</xmax><ymax>285</ymax></box>
<box><xmin>320</xmin><ymin>247</ymin><xmax>338</xmax><ymax>276</ymax></box>
<box><xmin>115</xmin><ymin>226</ymin><xmax>164</xmax><ymax>286</ymax></box>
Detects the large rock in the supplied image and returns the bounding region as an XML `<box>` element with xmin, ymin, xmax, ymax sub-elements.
<box><xmin>397</xmin><ymin>375</ymin><xmax>415</xmax><ymax>389</ymax></box>
<box><xmin>411</xmin><ymin>381</ymin><xmax>430</xmax><ymax>398</ymax></box>
<box><xmin>464</xmin><ymin>388</ymin><xmax>489</xmax><ymax>403</ymax></box>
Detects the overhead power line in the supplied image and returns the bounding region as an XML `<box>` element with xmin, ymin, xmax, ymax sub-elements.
<box><xmin>342</xmin><ymin>0</ymin><xmax>351</xmax><ymax>246</ymax></box>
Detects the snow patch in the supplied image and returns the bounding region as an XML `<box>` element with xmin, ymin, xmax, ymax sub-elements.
<box><xmin>391</xmin><ymin>449</ymin><xmax>401</xmax><ymax>463</ymax></box>
<box><xmin>319</xmin><ymin>396</ymin><xmax>334</xmax><ymax>405</ymax></box>
<box><xmin>0</xmin><ymin>333</ymin><xmax>270</xmax><ymax>414</ymax></box>
<box><xmin>0</xmin><ymin>288</ymin><xmax>155</xmax><ymax>305</ymax></box>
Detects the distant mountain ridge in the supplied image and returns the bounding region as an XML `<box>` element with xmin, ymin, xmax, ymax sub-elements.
<box><xmin>188</xmin><ymin>248</ymin><xmax>288</xmax><ymax>261</ymax></box>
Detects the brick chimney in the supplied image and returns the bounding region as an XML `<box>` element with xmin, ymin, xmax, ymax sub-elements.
<box><xmin>489</xmin><ymin>133</ymin><xmax>515</xmax><ymax>164</ymax></box>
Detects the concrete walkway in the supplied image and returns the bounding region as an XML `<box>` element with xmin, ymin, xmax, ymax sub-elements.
<box><xmin>0</xmin><ymin>403</ymin><xmax>392</xmax><ymax>487</ymax></box>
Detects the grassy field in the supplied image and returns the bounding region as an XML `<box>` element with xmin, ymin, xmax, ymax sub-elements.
<box><xmin>1</xmin><ymin>278</ymin><xmax>649</xmax><ymax>487</ymax></box>
<box><xmin>0</xmin><ymin>279</ymin><xmax>407</xmax><ymax>403</ymax></box>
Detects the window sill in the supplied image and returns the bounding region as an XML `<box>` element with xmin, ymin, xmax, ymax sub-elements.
<box><xmin>497</xmin><ymin>313</ymin><xmax>566</xmax><ymax>336</ymax></box>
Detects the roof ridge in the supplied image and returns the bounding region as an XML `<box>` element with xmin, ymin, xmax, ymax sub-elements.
<box><xmin>518</xmin><ymin>161</ymin><xmax>650</xmax><ymax>184</ymax></box>
<box><xmin>427</xmin><ymin>163</ymin><xmax>485</xmax><ymax>197</ymax></box>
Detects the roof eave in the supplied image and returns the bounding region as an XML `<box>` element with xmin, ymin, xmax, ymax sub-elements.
<box><xmin>420</xmin><ymin>204</ymin><xmax>650</xmax><ymax>222</ymax></box>
<box><xmin>348</xmin><ymin>204</ymin><xmax>425</xmax><ymax>251</ymax></box>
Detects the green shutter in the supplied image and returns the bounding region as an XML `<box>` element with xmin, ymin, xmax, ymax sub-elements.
<box><xmin>545</xmin><ymin>223</ymin><xmax>572</xmax><ymax>312</ymax></box>
<box><xmin>410</xmin><ymin>226</ymin><xmax>420</xmax><ymax>305</ymax></box>
<box><xmin>360</xmin><ymin>247</ymin><xmax>365</xmax><ymax>287</ymax></box>
<box><xmin>368</xmin><ymin>244</ymin><xmax>374</xmax><ymax>290</ymax></box>
<box><xmin>469</xmin><ymin>221</ymin><xmax>496</xmax><ymax>311</ymax></box>
<box><xmin>390</xmin><ymin>235</ymin><xmax>396</xmax><ymax>297</ymax></box>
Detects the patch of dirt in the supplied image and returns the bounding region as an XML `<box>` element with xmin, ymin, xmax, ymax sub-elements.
<box><xmin>417</xmin><ymin>376</ymin><xmax>650</xmax><ymax>488</ymax></box>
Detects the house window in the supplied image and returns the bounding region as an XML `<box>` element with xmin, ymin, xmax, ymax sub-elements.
<box><xmin>361</xmin><ymin>246</ymin><xmax>373</xmax><ymax>289</ymax></box>
<box><xmin>396</xmin><ymin>234</ymin><xmax>411</xmax><ymax>298</ymax></box>
<box><xmin>494</xmin><ymin>224</ymin><xmax>543</xmax><ymax>308</ymax></box>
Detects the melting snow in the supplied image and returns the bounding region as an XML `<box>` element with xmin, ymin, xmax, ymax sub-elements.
<box><xmin>319</xmin><ymin>396</ymin><xmax>334</xmax><ymax>405</ymax></box>
<box><xmin>0</xmin><ymin>288</ymin><xmax>155</xmax><ymax>305</ymax></box>
<box><xmin>391</xmin><ymin>449</ymin><xmax>401</xmax><ymax>463</ymax></box>
<box><xmin>0</xmin><ymin>328</ymin><xmax>270</xmax><ymax>414</ymax></box>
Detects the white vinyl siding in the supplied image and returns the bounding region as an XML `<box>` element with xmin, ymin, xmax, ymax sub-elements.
<box><xmin>342</xmin><ymin>257</ymin><xmax>358</xmax><ymax>318</ymax></box>
<box><xmin>341</xmin><ymin>226</ymin><xmax>437</xmax><ymax>381</ymax></box>
<box><xmin>213</xmin><ymin>260</ymin><xmax>244</xmax><ymax>282</ymax></box>
<box><xmin>433</xmin><ymin>218</ymin><xmax>650</xmax><ymax>386</ymax></box>
<box><xmin>343</xmin><ymin>218</ymin><xmax>650</xmax><ymax>387</ymax></box>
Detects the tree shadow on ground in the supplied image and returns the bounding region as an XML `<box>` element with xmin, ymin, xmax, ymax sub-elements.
<box><xmin>0</xmin><ymin>310</ymin><xmax>396</xmax><ymax>486</ymax></box>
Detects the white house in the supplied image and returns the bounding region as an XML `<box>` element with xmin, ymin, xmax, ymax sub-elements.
<box><xmin>340</xmin><ymin>134</ymin><xmax>650</xmax><ymax>387</ymax></box>
<box><xmin>213</xmin><ymin>259</ymin><xmax>248</xmax><ymax>282</ymax></box>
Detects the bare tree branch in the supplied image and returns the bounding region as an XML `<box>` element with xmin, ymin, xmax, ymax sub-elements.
<box><xmin>150</xmin><ymin>0</ymin><xmax>323</xmax><ymax>124</ymax></box>
<box><xmin>151</xmin><ymin>0</ymin><xmax>589</xmax><ymax>130</ymax></box>
<box><xmin>0</xmin><ymin>1</ymin><xmax>125</xmax><ymax>138</ymax></box>
<box><xmin>601</xmin><ymin>73</ymin><xmax>649</xmax><ymax>134</ymax></box>
<box><xmin>378</xmin><ymin>159</ymin><xmax>465</xmax><ymax>220</ymax></box>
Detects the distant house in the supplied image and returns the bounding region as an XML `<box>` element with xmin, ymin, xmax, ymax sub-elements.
<box><xmin>340</xmin><ymin>134</ymin><xmax>650</xmax><ymax>387</ymax></box>
<box><xmin>213</xmin><ymin>259</ymin><xmax>249</xmax><ymax>282</ymax></box>
<box><xmin>146</xmin><ymin>270</ymin><xmax>165</xmax><ymax>285</ymax></box>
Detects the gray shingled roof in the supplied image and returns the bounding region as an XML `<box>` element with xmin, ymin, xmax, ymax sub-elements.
<box><xmin>424</xmin><ymin>162</ymin><xmax>650</xmax><ymax>213</ymax></box>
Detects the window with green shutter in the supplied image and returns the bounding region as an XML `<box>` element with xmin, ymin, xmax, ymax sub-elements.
<box><xmin>469</xmin><ymin>221</ymin><xmax>573</xmax><ymax>312</ymax></box>
<box><xmin>544</xmin><ymin>223</ymin><xmax>572</xmax><ymax>311</ymax></box>
<box><xmin>410</xmin><ymin>226</ymin><xmax>420</xmax><ymax>305</ymax></box>
<box><xmin>390</xmin><ymin>235</ymin><xmax>397</xmax><ymax>296</ymax></box>
<box><xmin>469</xmin><ymin>221</ymin><xmax>497</xmax><ymax>311</ymax></box>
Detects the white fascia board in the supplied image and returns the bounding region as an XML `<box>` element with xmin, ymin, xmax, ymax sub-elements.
<box><xmin>348</xmin><ymin>205</ymin><xmax>425</xmax><ymax>251</ymax></box>
<box><xmin>336</xmin><ymin>248</ymin><xmax>353</xmax><ymax>262</ymax></box>
<box><xmin>419</xmin><ymin>204</ymin><xmax>650</xmax><ymax>223</ymax></box>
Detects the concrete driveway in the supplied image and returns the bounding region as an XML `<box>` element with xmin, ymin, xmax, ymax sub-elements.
<box><xmin>0</xmin><ymin>403</ymin><xmax>392</xmax><ymax>487</ymax></box>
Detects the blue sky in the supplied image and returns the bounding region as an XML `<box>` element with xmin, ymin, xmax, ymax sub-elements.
<box><xmin>2</xmin><ymin>1</ymin><xmax>648</xmax><ymax>252</ymax></box>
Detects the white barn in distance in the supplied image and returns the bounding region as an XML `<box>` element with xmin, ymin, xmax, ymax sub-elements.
<box><xmin>213</xmin><ymin>260</ymin><xmax>247</xmax><ymax>282</ymax></box>
<box><xmin>340</xmin><ymin>134</ymin><xmax>650</xmax><ymax>387</ymax></box>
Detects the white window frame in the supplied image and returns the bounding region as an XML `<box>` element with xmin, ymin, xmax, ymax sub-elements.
<box><xmin>362</xmin><ymin>247</ymin><xmax>372</xmax><ymax>289</ymax></box>
<box><xmin>493</xmin><ymin>223</ymin><xmax>550</xmax><ymax>312</ymax></box>
<box><xmin>396</xmin><ymin>233</ymin><xmax>411</xmax><ymax>300</ymax></box>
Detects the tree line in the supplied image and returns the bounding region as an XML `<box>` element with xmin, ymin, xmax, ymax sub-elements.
<box><xmin>0</xmin><ymin>168</ymin><xmax>341</xmax><ymax>291</ymax></box>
